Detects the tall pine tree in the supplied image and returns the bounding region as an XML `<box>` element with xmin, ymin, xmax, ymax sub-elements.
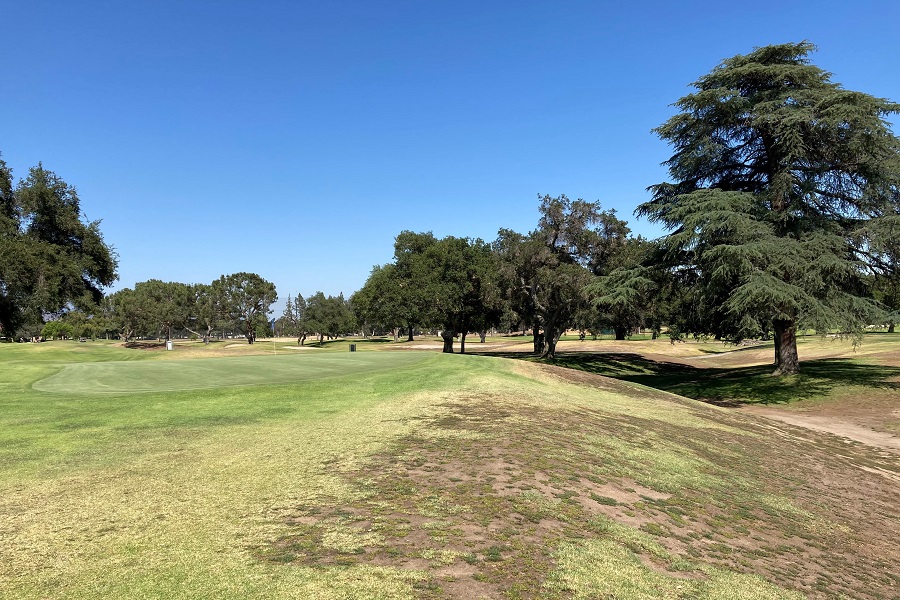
<box><xmin>639</xmin><ymin>42</ymin><xmax>900</xmax><ymax>374</ymax></box>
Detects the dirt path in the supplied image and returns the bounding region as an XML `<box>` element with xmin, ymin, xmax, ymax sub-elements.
<box><xmin>741</xmin><ymin>406</ymin><xmax>900</xmax><ymax>455</ymax></box>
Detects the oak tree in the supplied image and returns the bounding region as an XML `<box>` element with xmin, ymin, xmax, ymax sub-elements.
<box><xmin>0</xmin><ymin>157</ymin><xmax>117</xmax><ymax>338</ymax></box>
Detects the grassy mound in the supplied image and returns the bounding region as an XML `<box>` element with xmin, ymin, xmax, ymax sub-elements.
<box><xmin>1</xmin><ymin>341</ymin><xmax>897</xmax><ymax>599</ymax></box>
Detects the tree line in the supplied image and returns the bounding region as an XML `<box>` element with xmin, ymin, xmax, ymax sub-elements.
<box><xmin>40</xmin><ymin>273</ymin><xmax>278</xmax><ymax>344</ymax></box>
<box><xmin>3</xmin><ymin>42</ymin><xmax>899</xmax><ymax>375</ymax></box>
<box><xmin>351</xmin><ymin>195</ymin><xmax>651</xmax><ymax>357</ymax></box>
<box><xmin>348</xmin><ymin>42</ymin><xmax>900</xmax><ymax>373</ymax></box>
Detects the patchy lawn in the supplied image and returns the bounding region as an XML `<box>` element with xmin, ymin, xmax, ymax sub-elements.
<box><xmin>1</xmin><ymin>341</ymin><xmax>898</xmax><ymax>598</ymax></box>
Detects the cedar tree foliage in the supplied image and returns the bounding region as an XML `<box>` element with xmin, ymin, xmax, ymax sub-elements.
<box><xmin>638</xmin><ymin>42</ymin><xmax>900</xmax><ymax>375</ymax></box>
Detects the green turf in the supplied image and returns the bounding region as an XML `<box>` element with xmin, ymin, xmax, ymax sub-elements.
<box><xmin>32</xmin><ymin>352</ymin><xmax>431</xmax><ymax>394</ymax></box>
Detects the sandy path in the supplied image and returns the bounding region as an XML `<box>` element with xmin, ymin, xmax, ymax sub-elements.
<box><xmin>742</xmin><ymin>406</ymin><xmax>900</xmax><ymax>455</ymax></box>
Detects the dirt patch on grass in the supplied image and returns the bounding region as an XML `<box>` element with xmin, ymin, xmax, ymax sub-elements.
<box><xmin>254</xmin><ymin>371</ymin><xmax>900</xmax><ymax>599</ymax></box>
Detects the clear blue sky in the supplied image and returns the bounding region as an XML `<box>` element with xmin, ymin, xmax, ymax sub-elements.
<box><xmin>2</xmin><ymin>1</ymin><xmax>898</xmax><ymax>308</ymax></box>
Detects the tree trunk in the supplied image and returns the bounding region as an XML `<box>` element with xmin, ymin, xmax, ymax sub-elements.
<box><xmin>889</xmin><ymin>321</ymin><xmax>895</xmax><ymax>333</ymax></box>
<box><xmin>407</xmin><ymin>325</ymin><xmax>414</xmax><ymax>341</ymax></box>
<box><xmin>392</xmin><ymin>327</ymin><xmax>399</xmax><ymax>342</ymax></box>
<box><xmin>540</xmin><ymin>326</ymin><xmax>563</xmax><ymax>359</ymax></box>
<box><xmin>478</xmin><ymin>330</ymin><xmax>486</xmax><ymax>343</ymax></box>
<box><xmin>772</xmin><ymin>319</ymin><xmax>800</xmax><ymax>375</ymax></box>
<box><xmin>440</xmin><ymin>330</ymin><xmax>455</xmax><ymax>353</ymax></box>
<box><xmin>460</xmin><ymin>331</ymin><xmax>467</xmax><ymax>354</ymax></box>
<box><xmin>614</xmin><ymin>325</ymin><xmax>627</xmax><ymax>341</ymax></box>
<box><xmin>532</xmin><ymin>321</ymin><xmax>543</xmax><ymax>354</ymax></box>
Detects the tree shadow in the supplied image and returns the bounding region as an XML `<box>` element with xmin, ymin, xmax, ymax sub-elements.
<box><xmin>693</xmin><ymin>342</ymin><xmax>771</xmax><ymax>355</ymax></box>
<box><xmin>479</xmin><ymin>351</ymin><xmax>900</xmax><ymax>407</ymax></box>
<box><xmin>123</xmin><ymin>341</ymin><xmax>166</xmax><ymax>350</ymax></box>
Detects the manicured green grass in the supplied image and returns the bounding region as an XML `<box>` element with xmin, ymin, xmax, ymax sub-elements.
<box><xmin>33</xmin><ymin>352</ymin><xmax>430</xmax><ymax>394</ymax></box>
<box><xmin>1</xmin><ymin>340</ymin><xmax>896</xmax><ymax>599</ymax></box>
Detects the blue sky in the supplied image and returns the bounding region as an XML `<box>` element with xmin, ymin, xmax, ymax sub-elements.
<box><xmin>2</xmin><ymin>1</ymin><xmax>898</xmax><ymax>308</ymax></box>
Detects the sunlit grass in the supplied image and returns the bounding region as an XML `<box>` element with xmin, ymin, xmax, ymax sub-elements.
<box><xmin>1</xmin><ymin>339</ymin><xmax>894</xmax><ymax>598</ymax></box>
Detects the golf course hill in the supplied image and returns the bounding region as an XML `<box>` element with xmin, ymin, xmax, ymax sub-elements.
<box><xmin>1</xmin><ymin>337</ymin><xmax>897</xmax><ymax>599</ymax></box>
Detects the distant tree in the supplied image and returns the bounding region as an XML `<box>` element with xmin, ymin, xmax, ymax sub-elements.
<box><xmin>214</xmin><ymin>273</ymin><xmax>277</xmax><ymax>344</ymax></box>
<box><xmin>305</xmin><ymin>292</ymin><xmax>355</xmax><ymax>343</ymax></box>
<box><xmin>494</xmin><ymin>228</ymin><xmax>543</xmax><ymax>351</ymax></box>
<box><xmin>355</xmin><ymin>233</ymin><xmax>501</xmax><ymax>353</ymax></box>
<box><xmin>392</xmin><ymin>231</ymin><xmax>441</xmax><ymax>341</ymax></box>
<box><xmin>0</xmin><ymin>157</ymin><xmax>117</xmax><ymax>338</ymax></box>
<box><xmin>184</xmin><ymin>283</ymin><xmax>222</xmax><ymax>343</ymax></box>
<box><xmin>639</xmin><ymin>42</ymin><xmax>900</xmax><ymax>374</ymax></box>
<box><xmin>423</xmin><ymin>236</ymin><xmax>501</xmax><ymax>354</ymax></box>
<box><xmin>278</xmin><ymin>294</ymin><xmax>297</xmax><ymax>338</ymax></box>
<box><xmin>40</xmin><ymin>320</ymin><xmax>74</xmax><ymax>340</ymax></box>
<box><xmin>496</xmin><ymin>195</ymin><xmax>629</xmax><ymax>358</ymax></box>
<box><xmin>59</xmin><ymin>308</ymin><xmax>99</xmax><ymax>339</ymax></box>
<box><xmin>290</xmin><ymin>294</ymin><xmax>310</xmax><ymax>344</ymax></box>
<box><xmin>584</xmin><ymin>237</ymin><xmax>658</xmax><ymax>340</ymax></box>
<box><xmin>585</xmin><ymin>266</ymin><xmax>656</xmax><ymax>340</ymax></box>
<box><xmin>136</xmin><ymin>280</ymin><xmax>192</xmax><ymax>341</ymax></box>
<box><xmin>351</xmin><ymin>264</ymin><xmax>408</xmax><ymax>341</ymax></box>
<box><xmin>103</xmin><ymin>288</ymin><xmax>145</xmax><ymax>341</ymax></box>
<box><xmin>858</xmin><ymin>213</ymin><xmax>900</xmax><ymax>332</ymax></box>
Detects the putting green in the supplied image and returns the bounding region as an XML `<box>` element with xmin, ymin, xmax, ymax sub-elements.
<box><xmin>32</xmin><ymin>351</ymin><xmax>432</xmax><ymax>394</ymax></box>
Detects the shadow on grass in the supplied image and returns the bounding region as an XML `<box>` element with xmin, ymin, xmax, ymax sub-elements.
<box><xmin>123</xmin><ymin>341</ymin><xmax>166</xmax><ymax>350</ymax></box>
<box><xmin>302</xmin><ymin>337</ymin><xmax>397</xmax><ymax>348</ymax></box>
<box><xmin>479</xmin><ymin>351</ymin><xmax>900</xmax><ymax>406</ymax></box>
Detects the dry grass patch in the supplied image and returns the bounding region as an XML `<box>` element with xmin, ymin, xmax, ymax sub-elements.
<box><xmin>258</xmin><ymin>362</ymin><xmax>899</xmax><ymax>598</ymax></box>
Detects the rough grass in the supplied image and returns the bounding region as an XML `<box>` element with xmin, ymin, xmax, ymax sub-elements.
<box><xmin>1</xmin><ymin>340</ymin><xmax>898</xmax><ymax>599</ymax></box>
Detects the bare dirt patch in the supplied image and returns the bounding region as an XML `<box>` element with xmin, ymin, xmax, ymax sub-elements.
<box><xmin>253</xmin><ymin>371</ymin><xmax>900</xmax><ymax>599</ymax></box>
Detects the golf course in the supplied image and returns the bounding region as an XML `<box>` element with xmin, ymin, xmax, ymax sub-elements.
<box><xmin>2</xmin><ymin>336</ymin><xmax>898</xmax><ymax>599</ymax></box>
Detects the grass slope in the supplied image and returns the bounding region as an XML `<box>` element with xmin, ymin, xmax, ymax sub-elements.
<box><xmin>500</xmin><ymin>334</ymin><xmax>900</xmax><ymax>437</ymax></box>
<box><xmin>1</xmin><ymin>341</ymin><xmax>898</xmax><ymax>599</ymax></box>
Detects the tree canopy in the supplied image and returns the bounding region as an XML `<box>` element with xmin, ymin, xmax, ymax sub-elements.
<box><xmin>498</xmin><ymin>195</ymin><xmax>629</xmax><ymax>358</ymax></box>
<box><xmin>0</xmin><ymin>156</ymin><xmax>117</xmax><ymax>338</ymax></box>
<box><xmin>213</xmin><ymin>272</ymin><xmax>277</xmax><ymax>344</ymax></box>
<box><xmin>638</xmin><ymin>42</ymin><xmax>900</xmax><ymax>374</ymax></box>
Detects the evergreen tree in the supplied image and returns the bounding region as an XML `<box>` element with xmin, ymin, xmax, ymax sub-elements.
<box><xmin>639</xmin><ymin>42</ymin><xmax>900</xmax><ymax>374</ymax></box>
<box><xmin>0</xmin><ymin>157</ymin><xmax>117</xmax><ymax>337</ymax></box>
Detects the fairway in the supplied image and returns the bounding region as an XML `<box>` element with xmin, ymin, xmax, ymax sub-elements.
<box><xmin>32</xmin><ymin>351</ymin><xmax>431</xmax><ymax>394</ymax></box>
